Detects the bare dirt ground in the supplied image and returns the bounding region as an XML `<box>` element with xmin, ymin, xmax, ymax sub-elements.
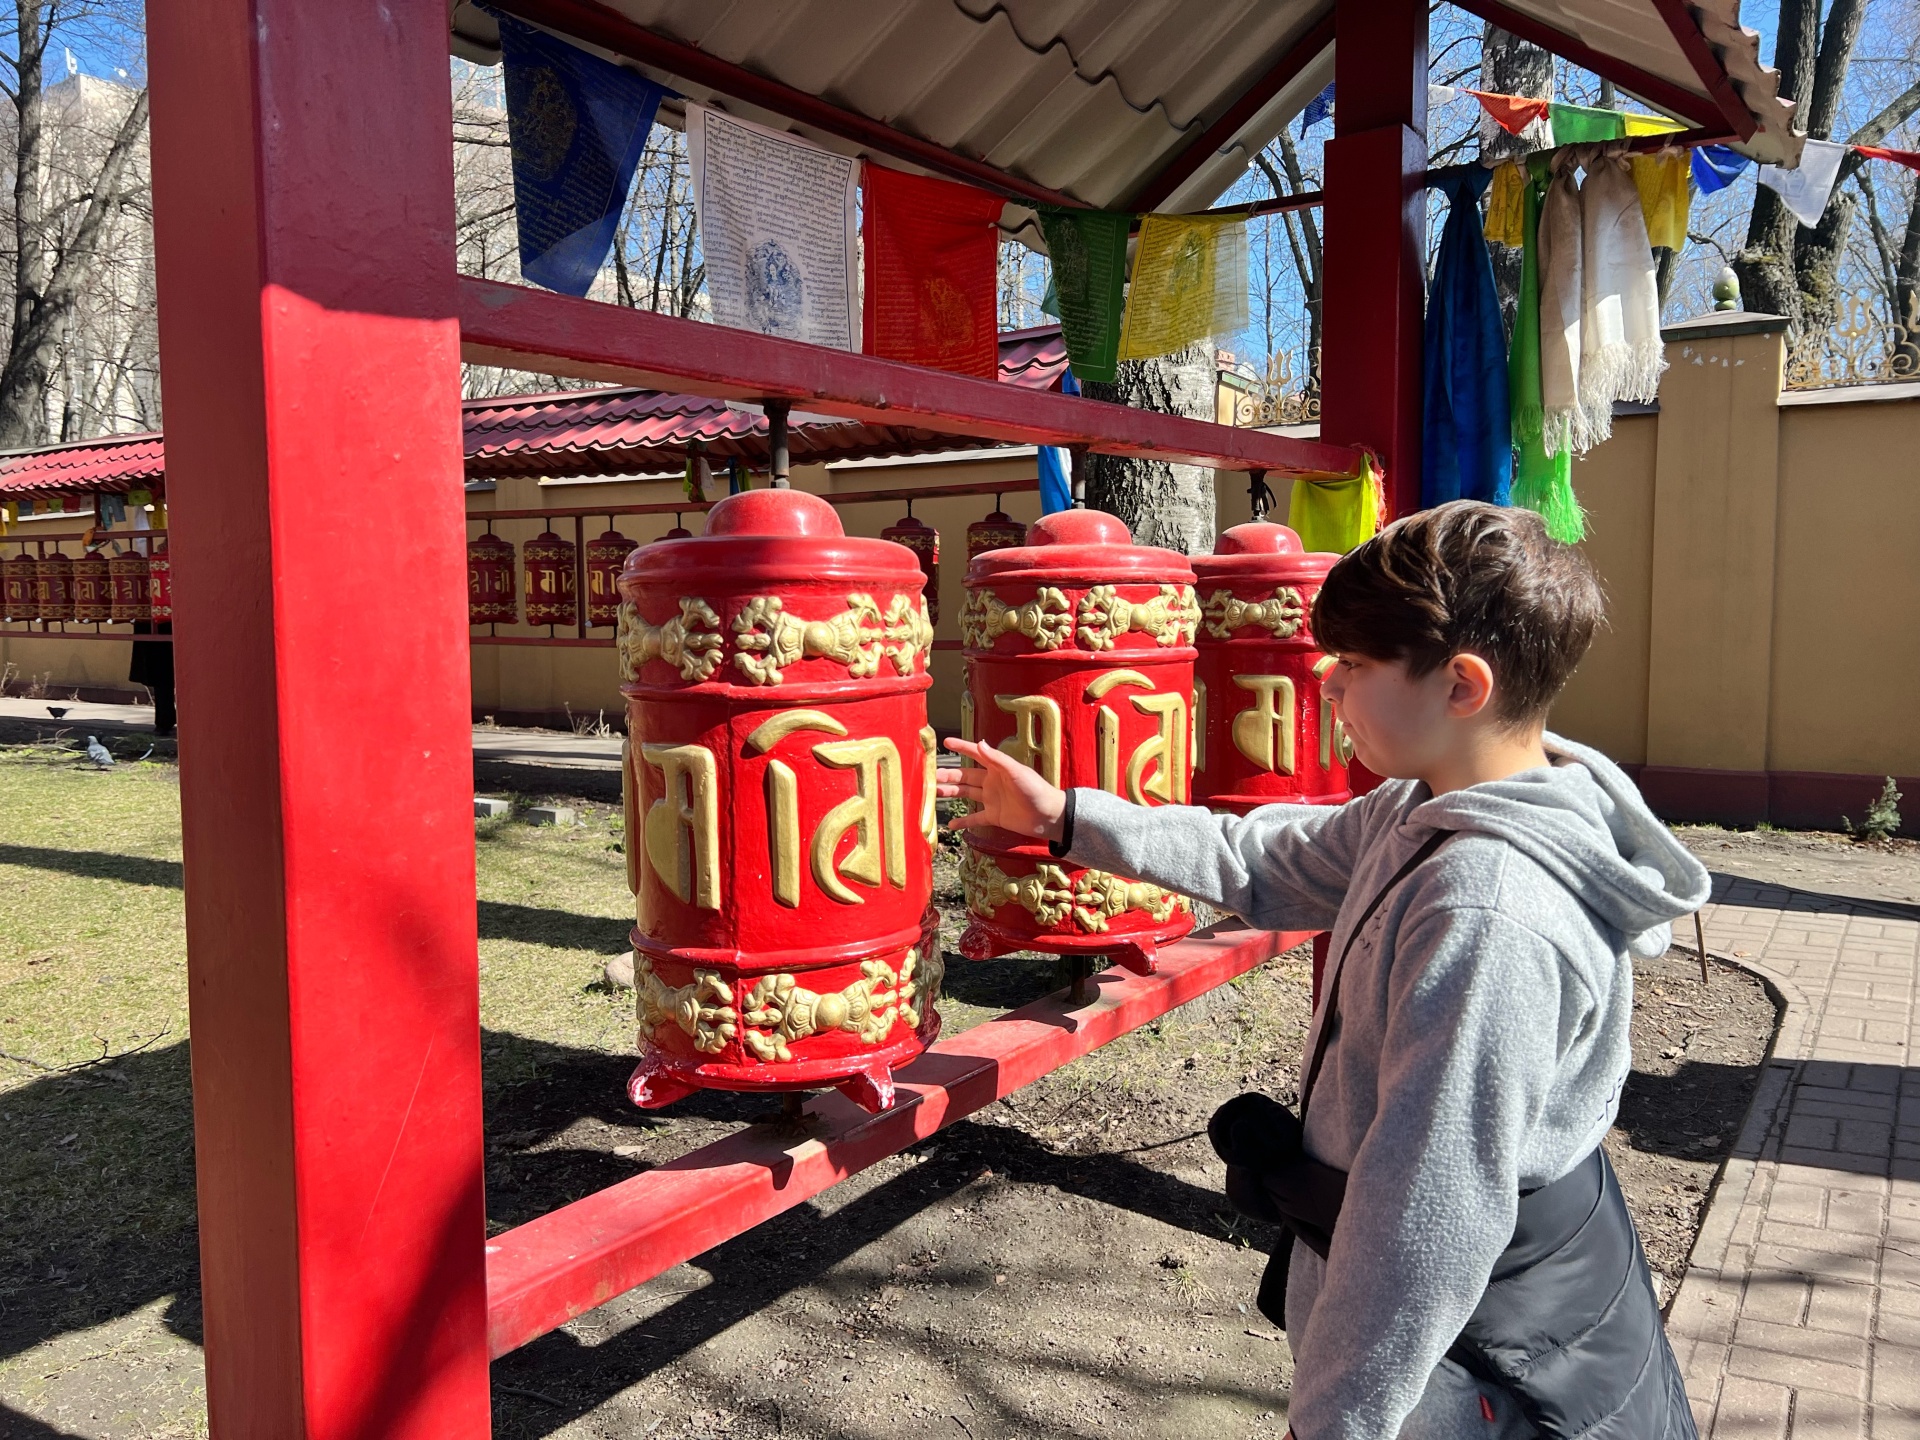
<box><xmin>13</xmin><ymin>769</ymin><xmax>1917</xmax><ymax>1439</ymax></box>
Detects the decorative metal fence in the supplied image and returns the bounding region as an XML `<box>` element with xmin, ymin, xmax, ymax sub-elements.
<box><xmin>1230</xmin><ymin>347</ymin><xmax>1322</xmax><ymax>427</ymax></box>
<box><xmin>1784</xmin><ymin>295</ymin><xmax>1919</xmax><ymax>391</ymax></box>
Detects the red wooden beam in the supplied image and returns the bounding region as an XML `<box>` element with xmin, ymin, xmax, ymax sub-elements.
<box><xmin>492</xmin><ymin>0</ymin><xmax>1088</xmax><ymax>211</ymax></box>
<box><xmin>1647</xmin><ymin>0</ymin><xmax>1759</xmax><ymax>141</ymax></box>
<box><xmin>461</xmin><ymin>278</ymin><xmax>1361</xmax><ymax>478</ymax></box>
<box><xmin>149</xmin><ymin>0</ymin><xmax>491</xmax><ymax>1434</ymax></box>
<box><xmin>1450</xmin><ymin>0</ymin><xmax>1732</xmax><ymax>133</ymax></box>
<box><xmin>1127</xmin><ymin>13</ymin><xmax>1336</xmax><ymax>213</ymax></box>
<box><xmin>485</xmin><ymin>923</ymin><xmax>1308</xmax><ymax>1356</ymax></box>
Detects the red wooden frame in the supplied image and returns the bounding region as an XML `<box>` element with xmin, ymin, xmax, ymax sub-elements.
<box><xmin>1647</xmin><ymin>0</ymin><xmax>1760</xmax><ymax>141</ymax></box>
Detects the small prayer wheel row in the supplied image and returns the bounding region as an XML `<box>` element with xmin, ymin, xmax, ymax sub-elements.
<box><xmin>2</xmin><ymin>545</ymin><xmax>161</xmax><ymax>624</ymax></box>
<box><xmin>468</xmin><ymin>528</ymin><xmax>641</xmax><ymax>628</ymax></box>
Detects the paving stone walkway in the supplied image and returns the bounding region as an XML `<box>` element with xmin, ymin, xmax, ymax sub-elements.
<box><xmin>1670</xmin><ymin>873</ymin><xmax>1920</xmax><ymax>1438</ymax></box>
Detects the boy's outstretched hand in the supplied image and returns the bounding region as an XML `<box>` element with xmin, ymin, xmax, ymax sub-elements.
<box><xmin>936</xmin><ymin>738</ymin><xmax>1069</xmax><ymax>842</ymax></box>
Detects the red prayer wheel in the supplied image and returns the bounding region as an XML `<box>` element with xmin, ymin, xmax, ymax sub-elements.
<box><xmin>1190</xmin><ymin>522</ymin><xmax>1352</xmax><ymax>814</ymax></box>
<box><xmin>522</xmin><ymin>530</ymin><xmax>577</xmax><ymax>627</ymax></box>
<box><xmin>618</xmin><ymin>488</ymin><xmax>941</xmax><ymax>1114</ymax></box>
<box><xmin>881</xmin><ymin>510</ymin><xmax>940</xmax><ymax>625</ymax></box>
<box><xmin>109</xmin><ymin>550</ymin><xmax>150</xmax><ymax>622</ymax></box>
<box><xmin>958</xmin><ymin>509</ymin><xmax>1199</xmax><ymax>974</ymax></box>
<box><xmin>71</xmin><ymin>551</ymin><xmax>113</xmax><ymax>622</ymax></box>
<box><xmin>468</xmin><ymin>532</ymin><xmax>515</xmax><ymax>624</ymax></box>
<box><xmin>584</xmin><ymin>528</ymin><xmax>638</xmax><ymax>628</ymax></box>
<box><xmin>3</xmin><ymin>552</ymin><xmax>37</xmax><ymax>621</ymax></box>
<box><xmin>35</xmin><ymin>552</ymin><xmax>73</xmax><ymax>622</ymax></box>
<box><xmin>147</xmin><ymin>540</ymin><xmax>172</xmax><ymax>624</ymax></box>
<box><xmin>966</xmin><ymin>505</ymin><xmax>1027</xmax><ymax>560</ymax></box>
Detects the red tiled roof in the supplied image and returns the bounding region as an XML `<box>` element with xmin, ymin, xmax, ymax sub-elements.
<box><xmin>0</xmin><ymin>327</ymin><xmax>1068</xmax><ymax>496</ymax></box>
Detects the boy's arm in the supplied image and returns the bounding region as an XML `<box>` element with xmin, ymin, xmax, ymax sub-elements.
<box><xmin>1060</xmin><ymin>786</ymin><xmax>1377</xmax><ymax>932</ymax></box>
<box><xmin>1286</xmin><ymin>904</ymin><xmax>1569</xmax><ymax>1440</ymax></box>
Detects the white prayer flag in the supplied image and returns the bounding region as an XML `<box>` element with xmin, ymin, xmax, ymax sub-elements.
<box><xmin>1758</xmin><ymin>137</ymin><xmax>1846</xmax><ymax>229</ymax></box>
<box><xmin>688</xmin><ymin>104</ymin><xmax>860</xmax><ymax>351</ymax></box>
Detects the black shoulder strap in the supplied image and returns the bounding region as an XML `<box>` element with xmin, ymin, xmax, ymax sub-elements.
<box><xmin>1299</xmin><ymin>828</ymin><xmax>1454</xmax><ymax>1124</ymax></box>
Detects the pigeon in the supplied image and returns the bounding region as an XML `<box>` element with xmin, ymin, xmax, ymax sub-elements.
<box><xmin>84</xmin><ymin>736</ymin><xmax>114</xmax><ymax>769</ymax></box>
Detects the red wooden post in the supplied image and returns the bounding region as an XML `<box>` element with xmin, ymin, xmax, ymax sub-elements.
<box><xmin>1319</xmin><ymin>0</ymin><xmax>1428</xmax><ymax>520</ymax></box>
<box><xmin>147</xmin><ymin>3</ymin><xmax>490</xmax><ymax>1435</ymax></box>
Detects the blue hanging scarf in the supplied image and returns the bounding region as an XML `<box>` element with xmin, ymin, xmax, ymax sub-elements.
<box><xmin>496</xmin><ymin>12</ymin><xmax>668</xmax><ymax>297</ymax></box>
<box><xmin>1036</xmin><ymin>368</ymin><xmax>1079</xmax><ymax>513</ymax></box>
<box><xmin>1422</xmin><ymin>166</ymin><xmax>1512</xmax><ymax>509</ymax></box>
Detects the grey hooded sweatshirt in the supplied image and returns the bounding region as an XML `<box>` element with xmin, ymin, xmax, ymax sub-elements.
<box><xmin>1060</xmin><ymin>735</ymin><xmax>1710</xmax><ymax>1440</ymax></box>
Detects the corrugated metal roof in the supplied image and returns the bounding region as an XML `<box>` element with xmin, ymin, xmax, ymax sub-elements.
<box><xmin>0</xmin><ymin>329</ymin><xmax>1069</xmax><ymax>495</ymax></box>
<box><xmin>462</xmin><ymin>0</ymin><xmax>1799</xmax><ymax>228</ymax></box>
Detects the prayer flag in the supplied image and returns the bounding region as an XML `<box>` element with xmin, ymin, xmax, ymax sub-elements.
<box><xmin>1631</xmin><ymin>152</ymin><xmax>1691</xmax><ymax>249</ymax></box>
<box><xmin>1288</xmin><ymin>455</ymin><xmax>1382</xmax><ymax>555</ymax></box>
<box><xmin>99</xmin><ymin>494</ymin><xmax>127</xmax><ymax>526</ymax></box>
<box><xmin>1117</xmin><ymin>214</ymin><xmax>1249</xmax><ymax>363</ymax></box>
<box><xmin>1547</xmin><ymin>102</ymin><xmax>1624</xmax><ymax>144</ymax></box>
<box><xmin>1035</xmin><ymin>207</ymin><xmax>1130</xmax><ymax>384</ymax></box>
<box><xmin>497</xmin><ymin>13</ymin><xmax>666</xmax><ymax>298</ymax></box>
<box><xmin>1853</xmin><ymin>144</ymin><xmax>1920</xmax><ymax>174</ymax></box>
<box><xmin>1691</xmin><ymin>145</ymin><xmax>1750</xmax><ymax>193</ymax></box>
<box><xmin>1622</xmin><ymin>112</ymin><xmax>1686</xmax><ymax>137</ymax></box>
<box><xmin>1037</xmin><ymin>372</ymin><xmax>1080</xmax><ymax>513</ymax></box>
<box><xmin>1484</xmin><ymin>161</ymin><xmax>1527</xmax><ymax>247</ymax></box>
<box><xmin>1301</xmin><ymin>84</ymin><xmax>1334</xmax><ymax>134</ymax></box>
<box><xmin>1759</xmin><ymin>137</ymin><xmax>1846</xmax><ymax>228</ymax></box>
<box><xmin>863</xmin><ymin>163</ymin><xmax>1003</xmax><ymax>378</ymax></box>
<box><xmin>689</xmin><ymin>104</ymin><xmax>861</xmax><ymax>350</ymax></box>
<box><xmin>1465</xmin><ymin>89</ymin><xmax>1550</xmax><ymax>137</ymax></box>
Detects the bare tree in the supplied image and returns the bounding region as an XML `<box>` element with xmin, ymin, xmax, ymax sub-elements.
<box><xmin>1478</xmin><ymin>25</ymin><xmax>1554</xmax><ymax>329</ymax></box>
<box><xmin>0</xmin><ymin>1</ymin><xmax>150</xmax><ymax>447</ymax></box>
<box><xmin>1253</xmin><ymin>131</ymin><xmax>1321</xmax><ymax>395</ymax></box>
<box><xmin>1082</xmin><ymin>346</ymin><xmax>1218</xmax><ymax>556</ymax></box>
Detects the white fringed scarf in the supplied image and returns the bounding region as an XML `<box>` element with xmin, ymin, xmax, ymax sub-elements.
<box><xmin>1538</xmin><ymin>148</ymin><xmax>1667</xmax><ymax>456</ymax></box>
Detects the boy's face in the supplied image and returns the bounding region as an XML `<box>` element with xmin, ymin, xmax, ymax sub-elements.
<box><xmin>1320</xmin><ymin>650</ymin><xmax>1493</xmax><ymax>781</ymax></box>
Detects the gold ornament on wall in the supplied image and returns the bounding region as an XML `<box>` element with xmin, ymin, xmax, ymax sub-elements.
<box><xmin>618</xmin><ymin>597</ymin><xmax>726</xmax><ymax>682</ymax></box>
<box><xmin>1202</xmin><ymin>586</ymin><xmax>1306</xmax><ymax>640</ymax></box>
<box><xmin>959</xmin><ymin>586</ymin><xmax>1074</xmax><ymax>651</ymax></box>
<box><xmin>732</xmin><ymin>592</ymin><xmax>932</xmax><ymax>685</ymax></box>
<box><xmin>1076</xmin><ymin>583</ymin><xmax>1202</xmax><ymax>650</ymax></box>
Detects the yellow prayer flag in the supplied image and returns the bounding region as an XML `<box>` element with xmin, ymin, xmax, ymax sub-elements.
<box><xmin>1631</xmin><ymin>152</ymin><xmax>1691</xmax><ymax>249</ymax></box>
<box><xmin>1117</xmin><ymin>213</ymin><xmax>1250</xmax><ymax>362</ymax></box>
<box><xmin>1484</xmin><ymin>161</ymin><xmax>1527</xmax><ymax>247</ymax></box>
<box><xmin>1622</xmin><ymin>112</ymin><xmax>1686</xmax><ymax>136</ymax></box>
<box><xmin>1288</xmin><ymin>454</ymin><xmax>1383</xmax><ymax>555</ymax></box>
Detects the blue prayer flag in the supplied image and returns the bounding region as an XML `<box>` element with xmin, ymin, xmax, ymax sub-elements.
<box><xmin>497</xmin><ymin>13</ymin><xmax>666</xmax><ymax>298</ymax></box>
<box><xmin>1037</xmin><ymin>369</ymin><xmax>1079</xmax><ymax>513</ymax></box>
<box><xmin>1301</xmin><ymin>84</ymin><xmax>1334</xmax><ymax>135</ymax></box>
<box><xmin>1691</xmin><ymin>145</ymin><xmax>1751</xmax><ymax>195</ymax></box>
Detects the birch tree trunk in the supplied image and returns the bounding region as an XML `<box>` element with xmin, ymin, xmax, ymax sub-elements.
<box><xmin>1479</xmin><ymin>25</ymin><xmax>1554</xmax><ymax>334</ymax></box>
<box><xmin>1080</xmin><ymin>344</ymin><xmax>1218</xmax><ymax>556</ymax></box>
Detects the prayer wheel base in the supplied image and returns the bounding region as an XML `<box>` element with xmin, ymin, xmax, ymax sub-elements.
<box><xmin>956</xmin><ymin>915</ymin><xmax>1192</xmax><ymax>977</ymax></box>
<box><xmin>626</xmin><ymin>1028</ymin><xmax>932</xmax><ymax>1115</ymax></box>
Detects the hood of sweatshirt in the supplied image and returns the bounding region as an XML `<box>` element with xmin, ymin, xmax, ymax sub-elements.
<box><xmin>1409</xmin><ymin>733</ymin><xmax>1711</xmax><ymax>957</ymax></box>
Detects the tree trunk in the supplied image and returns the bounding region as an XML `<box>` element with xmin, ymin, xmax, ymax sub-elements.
<box><xmin>1081</xmin><ymin>345</ymin><xmax>1218</xmax><ymax>555</ymax></box>
<box><xmin>1478</xmin><ymin>24</ymin><xmax>1554</xmax><ymax>335</ymax></box>
<box><xmin>1735</xmin><ymin>0</ymin><xmax>1820</xmax><ymax>325</ymax></box>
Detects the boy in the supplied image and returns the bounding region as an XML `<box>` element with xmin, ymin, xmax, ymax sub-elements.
<box><xmin>938</xmin><ymin>502</ymin><xmax>1709</xmax><ymax>1438</ymax></box>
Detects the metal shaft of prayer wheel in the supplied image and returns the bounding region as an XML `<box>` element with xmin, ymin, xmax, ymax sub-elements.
<box><xmin>881</xmin><ymin>505</ymin><xmax>940</xmax><ymax>626</ymax></box>
<box><xmin>958</xmin><ymin>509</ymin><xmax>1199</xmax><ymax>975</ymax></box>
<box><xmin>35</xmin><ymin>551</ymin><xmax>73</xmax><ymax>623</ymax></box>
<box><xmin>147</xmin><ymin>540</ymin><xmax>172</xmax><ymax>624</ymax></box>
<box><xmin>3</xmin><ymin>550</ymin><xmax>38</xmax><ymax>621</ymax></box>
<box><xmin>109</xmin><ymin>550</ymin><xmax>151</xmax><ymax>623</ymax></box>
<box><xmin>467</xmin><ymin>531</ymin><xmax>516</xmax><ymax>625</ymax></box>
<box><xmin>766</xmin><ymin>399</ymin><xmax>790</xmax><ymax>488</ymax></box>
<box><xmin>1191</xmin><ymin>522</ymin><xmax>1352</xmax><ymax>814</ymax></box>
<box><xmin>617</xmin><ymin>487</ymin><xmax>942</xmax><ymax>1115</ymax></box>
<box><xmin>522</xmin><ymin>529</ymin><xmax>577</xmax><ymax>628</ymax></box>
<box><xmin>584</xmin><ymin>528</ymin><xmax>638</xmax><ymax>628</ymax></box>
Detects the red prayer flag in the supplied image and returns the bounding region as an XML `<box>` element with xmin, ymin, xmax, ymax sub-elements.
<box><xmin>1465</xmin><ymin>89</ymin><xmax>1551</xmax><ymax>136</ymax></box>
<box><xmin>863</xmin><ymin>163</ymin><xmax>1003</xmax><ymax>378</ymax></box>
<box><xmin>1854</xmin><ymin>144</ymin><xmax>1920</xmax><ymax>174</ymax></box>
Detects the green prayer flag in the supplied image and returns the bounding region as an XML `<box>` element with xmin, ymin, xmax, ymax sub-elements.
<box><xmin>1509</xmin><ymin>154</ymin><xmax>1584</xmax><ymax>543</ymax></box>
<box><xmin>1547</xmin><ymin>102</ymin><xmax>1625</xmax><ymax>145</ymax></box>
<box><xmin>1035</xmin><ymin>206</ymin><xmax>1130</xmax><ymax>384</ymax></box>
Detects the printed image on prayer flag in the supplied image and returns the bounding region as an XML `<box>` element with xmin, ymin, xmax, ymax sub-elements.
<box><xmin>688</xmin><ymin>105</ymin><xmax>861</xmax><ymax>351</ymax></box>
<box><xmin>1118</xmin><ymin>213</ymin><xmax>1249</xmax><ymax>362</ymax></box>
<box><xmin>863</xmin><ymin>163</ymin><xmax>1004</xmax><ymax>378</ymax></box>
<box><xmin>1035</xmin><ymin>207</ymin><xmax>1129</xmax><ymax>384</ymax></box>
<box><xmin>497</xmin><ymin>13</ymin><xmax>665</xmax><ymax>298</ymax></box>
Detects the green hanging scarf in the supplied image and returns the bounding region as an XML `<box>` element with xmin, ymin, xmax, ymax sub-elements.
<box><xmin>1509</xmin><ymin>154</ymin><xmax>1585</xmax><ymax>544</ymax></box>
<box><xmin>1035</xmin><ymin>206</ymin><xmax>1131</xmax><ymax>383</ymax></box>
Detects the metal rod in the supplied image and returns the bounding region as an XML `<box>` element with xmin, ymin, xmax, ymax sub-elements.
<box><xmin>1694</xmin><ymin>910</ymin><xmax>1710</xmax><ymax>986</ymax></box>
<box><xmin>573</xmin><ymin>513</ymin><xmax>586</xmax><ymax>640</ymax></box>
<box><xmin>766</xmin><ymin>399</ymin><xmax>791</xmax><ymax>488</ymax></box>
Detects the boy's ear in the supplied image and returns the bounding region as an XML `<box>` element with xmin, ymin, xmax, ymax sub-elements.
<box><xmin>1445</xmin><ymin>652</ymin><xmax>1496</xmax><ymax>719</ymax></box>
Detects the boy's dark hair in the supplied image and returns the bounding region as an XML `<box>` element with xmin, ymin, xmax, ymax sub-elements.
<box><xmin>1310</xmin><ymin>501</ymin><xmax>1605</xmax><ymax>724</ymax></box>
